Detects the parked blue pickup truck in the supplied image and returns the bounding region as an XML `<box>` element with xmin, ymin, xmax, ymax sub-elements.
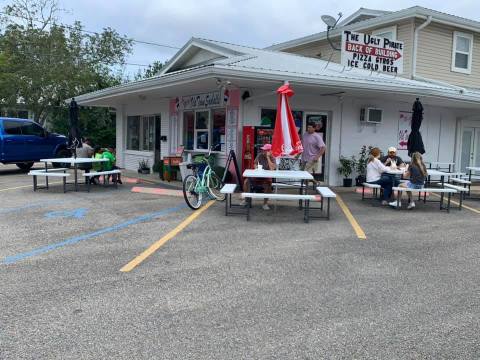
<box><xmin>0</xmin><ymin>117</ymin><xmax>70</xmax><ymax>170</ymax></box>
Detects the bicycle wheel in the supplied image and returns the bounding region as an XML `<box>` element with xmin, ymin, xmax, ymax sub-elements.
<box><xmin>183</xmin><ymin>175</ymin><xmax>203</xmax><ymax>210</ymax></box>
<box><xmin>207</xmin><ymin>172</ymin><xmax>226</xmax><ymax>201</ymax></box>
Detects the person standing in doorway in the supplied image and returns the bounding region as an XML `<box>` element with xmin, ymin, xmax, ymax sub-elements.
<box><xmin>300</xmin><ymin>122</ymin><xmax>326</xmax><ymax>184</ymax></box>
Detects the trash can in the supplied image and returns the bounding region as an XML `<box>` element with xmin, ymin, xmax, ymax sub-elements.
<box><xmin>179</xmin><ymin>162</ymin><xmax>193</xmax><ymax>181</ymax></box>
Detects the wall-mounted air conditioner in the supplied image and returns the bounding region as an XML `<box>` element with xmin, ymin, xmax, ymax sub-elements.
<box><xmin>360</xmin><ymin>107</ymin><xmax>383</xmax><ymax>124</ymax></box>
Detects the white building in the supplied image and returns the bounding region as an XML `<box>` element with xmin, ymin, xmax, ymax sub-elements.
<box><xmin>74</xmin><ymin>38</ymin><xmax>480</xmax><ymax>185</ymax></box>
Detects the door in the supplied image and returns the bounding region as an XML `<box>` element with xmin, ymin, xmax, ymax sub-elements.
<box><xmin>304</xmin><ymin>113</ymin><xmax>328</xmax><ymax>181</ymax></box>
<box><xmin>460</xmin><ymin>127</ymin><xmax>480</xmax><ymax>171</ymax></box>
<box><xmin>2</xmin><ymin>120</ymin><xmax>25</xmax><ymax>162</ymax></box>
<box><xmin>154</xmin><ymin>115</ymin><xmax>161</xmax><ymax>165</ymax></box>
<box><xmin>21</xmin><ymin>121</ymin><xmax>49</xmax><ymax>159</ymax></box>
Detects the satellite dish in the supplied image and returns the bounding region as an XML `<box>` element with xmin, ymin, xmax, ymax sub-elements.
<box><xmin>321</xmin><ymin>15</ymin><xmax>337</xmax><ymax>28</ymax></box>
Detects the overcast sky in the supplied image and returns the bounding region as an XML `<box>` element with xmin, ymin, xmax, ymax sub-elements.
<box><xmin>3</xmin><ymin>0</ymin><xmax>480</xmax><ymax>77</ymax></box>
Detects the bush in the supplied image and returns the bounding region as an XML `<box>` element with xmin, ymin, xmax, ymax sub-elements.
<box><xmin>337</xmin><ymin>156</ymin><xmax>356</xmax><ymax>178</ymax></box>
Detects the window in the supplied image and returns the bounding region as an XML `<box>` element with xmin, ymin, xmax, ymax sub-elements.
<box><xmin>212</xmin><ymin>108</ymin><xmax>226</xmax><ymax>152</ymax></box>
<box><xmin>195</xmin><ymin>111</ymin><xmax>209</xmax><ymax>150</ymax></box>
<box><xmin>182</xmin><ymin>109</ymin><xmax>226</xmax><ymax>152</ymax></box>
<box><xmin>261</xmin><ymin>108</ymin><xmax>304</xmax><ymax>133</ymax></box>
<box><xmin>183</xmin><ymin>111</ymin><xmax>194</xmax><ymax>150</ymax></box>
<box><xmin>3</xmin><ymin>121</ymin><xmax>23</xmax><ymax>135</ymax></box>
<box><xmin>372</xmin><ymin>26</ymin><xmax>397</xmax><ymax>40</ymax></box>
<box><xmin>452</xmin><ymin>32</ymin><xmax>473</xmax><ymax>74</ymax></box>
<box><xmin>127</xmin><ymin>116</ymin><xmax>140</xmax><ymax>150</ymax></box>
<box><xmin>126</xmin><ymin>115</ymin><xmax>157</xmax><ymax>151</ymax></box>
<box><xmin>22</xmin><ymin>122</ymin><xmax>45</xmax><ymax>137</ymax></box>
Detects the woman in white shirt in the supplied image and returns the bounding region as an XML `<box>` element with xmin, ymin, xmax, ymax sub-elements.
<box><xmin>367</xmin><ymin>147</ymin><xmax>394</xmax><ymax>205</ymax></box>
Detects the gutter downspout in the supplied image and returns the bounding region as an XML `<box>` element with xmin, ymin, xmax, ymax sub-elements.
<box><xmin>412</xmin><ymin>16</ymin><xmax>432</xmax><ymax>79</ymax></box>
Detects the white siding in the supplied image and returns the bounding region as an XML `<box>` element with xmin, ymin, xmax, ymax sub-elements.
<box><xmin>242</xmin><ymin>92</ymin><xmax>459</xmax><ymax>185</ymax></box>
<box><xmin>117</xmin><ymin>98</ymin><xmax>169</xmax><ymax>171</ymax></box>
<box><xmin>416</xmin><ymin>21</ymin><xmax>480</xmax><ymax>88</ymax></box>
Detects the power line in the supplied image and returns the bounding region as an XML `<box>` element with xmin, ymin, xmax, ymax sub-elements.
<box><xmin>0</xmin><ymin>11</ymin><xmax>181</xmax><ymax>50</ymax></box>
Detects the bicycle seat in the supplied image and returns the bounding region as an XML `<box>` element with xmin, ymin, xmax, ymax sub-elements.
<box><xmin>186</xmin><ymin>163</ymin><xmax>198</xmax><ymax>169</ymax></box>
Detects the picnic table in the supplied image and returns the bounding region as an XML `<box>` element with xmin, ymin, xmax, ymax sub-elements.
<box><xmin>242</xmin><ymin>169</ymin><xmax>313</xmax><ymax>213</ymax></box>
<box><xmin>40</xmin><ymin>157</ymin><xmax>108</xmax><ymax>191</ymax></box>
<box><xmin>427</xmin><ymin>162</ymin><xmax>455</xmax><ymax>173</ymax></box>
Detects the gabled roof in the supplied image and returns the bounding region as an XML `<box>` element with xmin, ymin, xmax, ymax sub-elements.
<box><xmin>74</xmin><ymin>38</ymin><xmax>480</xmax><ymax>106</ymax></box>
<box><xmin>267</xmin><ymin>6</ymin><xmax>480</xmax><ymax>51</ymax></box>
<box><xmin>338</xmin><ymin>8</ymin><xmax>392</xmax><ymax>26</ymax></box>
<box><xmin>159</xmin><ymin>37</ymin><xmax>243</xmax><ymax>75</ymax></box>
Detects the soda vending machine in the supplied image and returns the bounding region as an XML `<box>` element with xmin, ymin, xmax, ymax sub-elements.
<box><xmin>242</xmin><ymin>126</ymin><xmax>275</xmax><ymax>171</ymax></box>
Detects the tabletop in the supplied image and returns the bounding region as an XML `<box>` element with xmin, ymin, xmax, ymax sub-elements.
<box><xmin>427</xmin><ymin>162</ymin><xmax>455</xmax><ymax>166</ymax></box>
<box><xmin>427</xmin><ymin>169</ymin><xmax>449</xmax><ymax>176</ymax></box>
<box><xmin>466</xmin><ymin>167</ymin><xmax>480</xmax><ymax>172</ymax></box>
<box><xmin>243</xmin><ymin>169</ymin><xmax>314</xmax><ymax>180</ymax></box>
<box><xmin>385</xmin><ymin>168</ymin><xmax>405</xmax><ymax>175</ymax></box>
<box><xmin>40</xmin><ymin>157</ymin><xmax>108</xmax><ymax>164</ymax></box>
<box><xmin>386</xmin><ymin>168</ymin><xmax>449</xmax><ymax>176</ymax></box>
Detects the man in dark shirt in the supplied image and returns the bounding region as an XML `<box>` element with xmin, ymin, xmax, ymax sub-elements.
<box><xmin>380</xmin><ymin>146</ymin><xmax>405</xmax><ymax>167</ymax></box>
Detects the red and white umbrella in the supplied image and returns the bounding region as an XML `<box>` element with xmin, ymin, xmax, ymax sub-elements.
<box><xmin>272</xmin><ymin>83</ymin><xmax>303</xmax><ymax>158</ymax></box>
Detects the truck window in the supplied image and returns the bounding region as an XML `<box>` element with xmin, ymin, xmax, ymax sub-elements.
<box><xmin>3</xmin><ymin>121</ymin><xmax>23</xmax><ymax>135</ymax></box>
<box><xmin>22</xmin><ymin>122</ymin><xmax>45</xmax><ymax>137</ymax></box>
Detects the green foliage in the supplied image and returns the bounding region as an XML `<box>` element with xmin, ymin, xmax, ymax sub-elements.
<box><xmin>356</xmin><ymin>145</ymin><xmax>374</xmax><ymax>175</ymax></box>
<box><xmin>133</xmin><ymin>61</ymin><xmax>165</xmax><ymax>80</ymax></box>
<box><xmin>337</xmin><ymin>156</ymin><xmax>356</xmax><ymax>178</ymax></box>
<box><xmin>0</xmin><ymin>0</ymin><xmax>132</xmax><ymax>126</ymax></box>
<box><xmin>152</xmin><ymin>161</ymin><xmax>163</xmax><ymax>173</ymax></box>
<box><xmin>138</xmin><ymin>159</ymin><xmax>149</xmax><ymax>169</ymax></box>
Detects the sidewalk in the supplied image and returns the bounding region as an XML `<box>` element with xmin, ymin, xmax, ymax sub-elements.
<box><xmin>122</xmin><ymin>170</ymin><xmax>183</xmax><ymax>190</ymax></box>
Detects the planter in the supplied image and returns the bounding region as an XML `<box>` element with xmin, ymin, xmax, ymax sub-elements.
<box><xmin>343</xmin><ymin>178</ymin><xmax>353</xmax><ymax>187</ymax></box>
<box><xmin>355</xmin><ymin>175</ymin><xmax>366</xmax><ymax>186</ymax></box>
<box><xmin>138</xmin><ymin>168</ymin><xmax>150</xmax><ymax>174</ymax></box>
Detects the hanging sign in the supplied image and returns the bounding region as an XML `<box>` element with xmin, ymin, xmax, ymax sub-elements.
<box><xmin>181</xmin><ymin>91</ymin><xmax>222</xmax><ymax>110</ymax></box>
<box><xmin>398</xmin><ymin>111</ymin><xmax>412</xmax><ymax>150</ymax></box>
<box><xmin>341</xmin><ymin>30</ymin><xmax>404</xmax><ymax>74</ymax></box>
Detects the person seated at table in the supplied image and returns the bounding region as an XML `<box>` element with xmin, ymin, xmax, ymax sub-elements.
<box><xmin>389</xmin><ymin>152</ymin><xmax>427</xmax><ymax>210</ymax></box>
<box><xmin>76</xmin><ymin>138</ymin><xmax>94</xmax><ymax>173</ymax></box>
<box><xmin>367</xmin><ymin>147</ymin><xmax>395</xmax><ymax>205</ymax></box>
<box><xmin>105</xmin><ymin>146</ymin><xmax>122</xmax><ymax>184</ymax></box>
<box><xmin>381</xmin><ymin>146</ymin><xmax>405</xmax><ymax>189</ymax></box>
<box><xmin>90</xmin><ymin>146</ymin><xmax>104</xmax><ymax>185</ymax></box>
<box><xmin>381</xmin><ymin>146</ymin><xmax>405</xmax><ymax>168</ymax></box>
<box><xmin>241</xmin><ymin>143</ymin><xmax>276</xmax><ymax>210</ymax></box>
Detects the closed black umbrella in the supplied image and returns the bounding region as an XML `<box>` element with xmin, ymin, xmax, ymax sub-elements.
<box><xmin>407</xmin><ymin>98</ymin><xmax>425</xmax><ymax>156</ymax></box>
<box><xmin>69</xmin><ymin>98</ymin><xmax>82</xmax><ymax>158</ymax></box>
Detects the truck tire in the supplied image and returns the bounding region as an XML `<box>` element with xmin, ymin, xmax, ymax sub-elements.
<box><xmin>16</xmin><ymin>162</ymin><xmax>34</xmax><ymax>171</ymax></box>
<box><xmin>53</xmin><ymin>148</ymin><xmax>72</xmax><ymax>168</ymax></box>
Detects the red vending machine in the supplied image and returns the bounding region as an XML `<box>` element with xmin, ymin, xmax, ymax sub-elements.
<box><xmin>242</xmin><ymin>126</ymin><xmax>275</xmax><ymax>172</ymax></box>
<box><xmin>242</xmin><ymin>126</ymin><xmax>255</xmax><ymax>172</ymax></box>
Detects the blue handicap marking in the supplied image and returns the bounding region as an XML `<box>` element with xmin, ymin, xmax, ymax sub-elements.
<box><xmin>45</xmin><ymin>208</ymin><xmax>88</xmax><ymax>219</ymax></box>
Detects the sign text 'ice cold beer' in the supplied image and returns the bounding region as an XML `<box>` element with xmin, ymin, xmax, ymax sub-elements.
<box><xmin>341</xmin><ymin>30</ymin><xmax>404</xmax><ymax>74</ymax></box>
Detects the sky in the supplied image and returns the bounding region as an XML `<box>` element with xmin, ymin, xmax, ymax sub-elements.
<box><xmin>2</xmin><ymin>0</ymin><xmax>480</xmax><ymax>77</ymax></box>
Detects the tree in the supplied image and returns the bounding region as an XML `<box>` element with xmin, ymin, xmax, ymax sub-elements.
<box><xmin>133</xmin><ymin>60</ymin><xmax>165</xmax><ymax>80</ymax></box>
<box><xmin>0</xmin><ymin>0</ymin><xmax>133</xmax><ymax>126</ymax></box>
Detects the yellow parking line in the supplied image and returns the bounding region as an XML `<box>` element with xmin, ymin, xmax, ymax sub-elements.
<box><xmin>432</xmin><ymin>193</ymin><xmax>480</xmax><ymax>214</ymax></box>
<box><xmin>120</xmin><ymin>200</ymin><xmax>216</xmax><ymax>272</ymax></box>
<box><xmin>335</xmin><ymin>194</ymin><xmax>367</xmax><ymax>240</ymax></box>
<box><xmin>0</xmin><ymin>184</ymin><xmax>34</xmax><ymax>192</ymax></box>
<box><xmin>0</xmin><ymin>182</ymin><xmax>62</xmax><ymax>192</ymax></box>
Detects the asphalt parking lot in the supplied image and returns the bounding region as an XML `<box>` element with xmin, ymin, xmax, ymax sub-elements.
<box><xmin>1</xmin><ymin>164</ymin><xmax>480</xmax><ymax>359</ymax></box>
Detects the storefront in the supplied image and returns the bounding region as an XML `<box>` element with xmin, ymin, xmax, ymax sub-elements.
<box><xmin>74</xmin><ymin>38</ymin><xmax>480</xmax><ymax>185</ymax></box>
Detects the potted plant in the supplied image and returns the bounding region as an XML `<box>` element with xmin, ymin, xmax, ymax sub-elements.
<box><xmin>138</xmin><ymin>159</ymin><xmax>150</xmax><ymax>174</ymax></box>
<box><xmin>337</xmin><ymin>155</ymin><xmax>356</xmax><ymax>187</ymax></box>
<box><xmin>355</xmin><ymin>145</ymin><xmax>373</xmax><ymax>186</ymax></box>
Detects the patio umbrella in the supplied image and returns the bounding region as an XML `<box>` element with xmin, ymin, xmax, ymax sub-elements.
<box><xmin>69</xmin><ymin>98</ymin><xmax>82</xmax><ymax>158</ymax></box>
<box><xmin>407</xmin><ymin>98</ymin><xmax>425</xmax><ymax>156</ymax></box>
<box><xmin>271</xmin><ymin>83</ymin><xmax>303</xmax><ymax>158</ymax></box>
